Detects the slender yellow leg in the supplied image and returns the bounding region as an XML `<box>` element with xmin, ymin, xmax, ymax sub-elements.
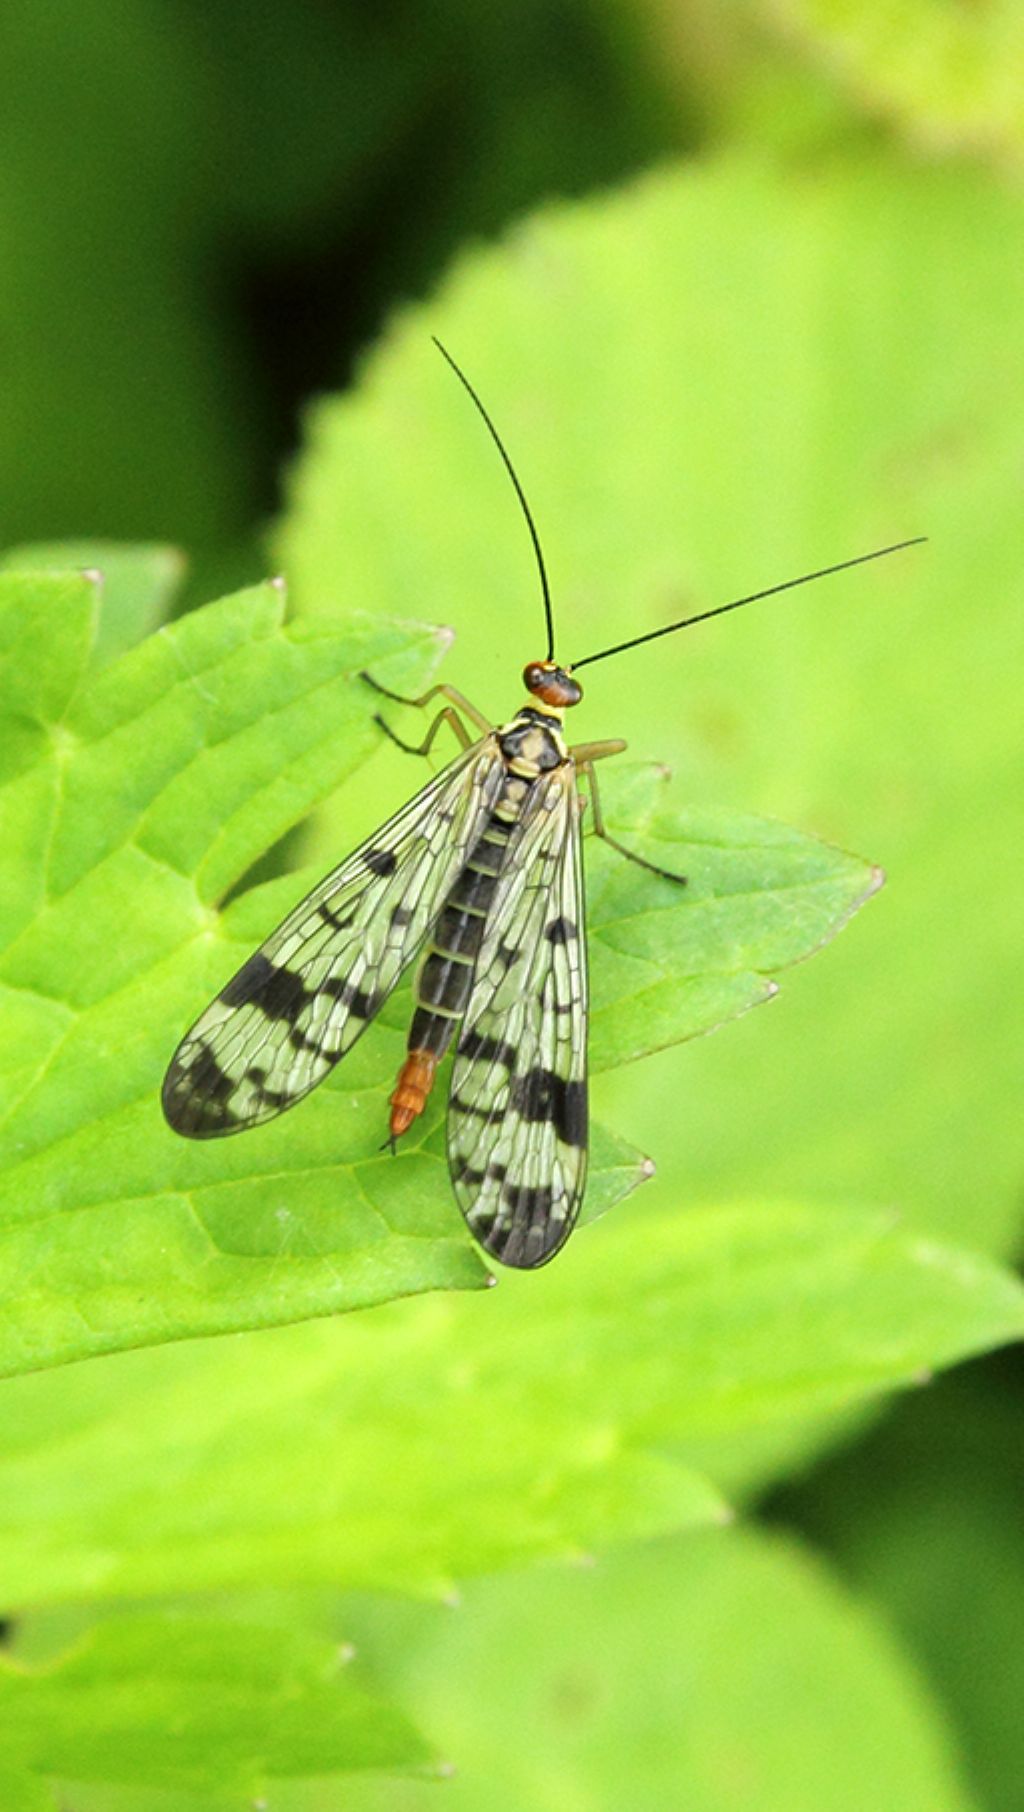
<box><xmin>373</xmin><ymin>705</ymin><xmax>474</xmax><ymax>757</ymax></box>
<box><xmin>360</xmin><ymin>672</ymin><xmax>493</xmax><ymax>737</ymax></box>
<box><xmin>570</xmin><ymin>738</ymin><xmax>628</xmax><ymax>764</ymax></box>
<box><xmin>576</xmin><ymin>751</ymin><xmax>687</xmax><ymax>885</ymax></box>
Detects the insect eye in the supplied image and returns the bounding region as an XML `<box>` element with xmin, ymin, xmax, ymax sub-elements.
<box><xmin>522</xmin><ymin>663</ymin><xmax>545</xmax><ymax>693</ymax></box>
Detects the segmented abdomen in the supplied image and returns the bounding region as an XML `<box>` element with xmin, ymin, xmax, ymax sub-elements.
<box><xmin>388</xmin><ymin>784</ymin><xmax>524</xmax><ymax>1135</ymax></box>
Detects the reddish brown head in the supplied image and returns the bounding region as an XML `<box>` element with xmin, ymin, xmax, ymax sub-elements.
<box><xmin>522</xmin><ymin>660</ymin><xmax>583</xmax><ymax>711</ymax></box>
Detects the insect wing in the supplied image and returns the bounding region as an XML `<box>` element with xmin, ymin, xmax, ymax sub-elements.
<box><xmin>448</xmin><ymin>764</ymin><xmax>587</xmax><ymax>1268</ymax></box>
<box><xmin>163</xmin><ymin>737</ymin><xmax>505</xmax><ymax>1137</ymax></box>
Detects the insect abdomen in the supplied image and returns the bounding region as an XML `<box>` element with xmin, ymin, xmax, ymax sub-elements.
<box><xmin>388</xmin><ymin>800</ymin><xmax>520</xmax><ymax>1139</ymax></box>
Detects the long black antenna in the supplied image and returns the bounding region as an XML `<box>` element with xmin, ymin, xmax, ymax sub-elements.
<box><xmin>571</xmin><ymin>538</ymin><xmax>927</xmax><ymax>671</ymax></box>
<box><xmin>433</xmin><ymin>337</ymin><xmax>556</xmax><ymax>662</ymax></box>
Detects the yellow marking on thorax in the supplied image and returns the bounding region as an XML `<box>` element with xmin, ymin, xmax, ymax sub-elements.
<box><xmin>522</xmin><ymin>697</ymin><xmax>565</xmax><ymax>723</ymax></box>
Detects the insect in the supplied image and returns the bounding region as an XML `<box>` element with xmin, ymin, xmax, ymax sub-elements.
<box><xmin>162</xmin><ymin>341</ymin><xmax>923</xmax><ymax>1268</ymax></box>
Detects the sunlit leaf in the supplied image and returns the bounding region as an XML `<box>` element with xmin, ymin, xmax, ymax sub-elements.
<box><xmin>280</xmin><ymin>152</ymin><xmax>1024</xmax><ymax>1277</ymax></box>
<box><xmin>0</xmin><ymin>1615</ymin><xmax>430</xmax><ymax>1800</ymax></box>
<box><xmin>0</xmin><ymin>1760</ymin><xmax>55</xmax><ymax>1812</ymax></box>
<box><xmin>757</xmin><ymin>0</ymin><xmax>1024</xmax><ymax>167</ymax></box>
<box><xmin>0</xmin><ymin>566</ymin><xmax>875</xmax><ymax>1378</ymax></box>
<box><xmin>0</xmin><ymin>541</ymin><xmax>185</xmax><ymax>666</ymax></box>
<box><xmin>331</xmin><ymin>1528</ymin><xmax>981</xmax><ymax>1812</ymax></box>
<box><xmin>0</xmin><ymin>1201</ymin><xmax>1018</xmax><ymax>1605</ymax></box>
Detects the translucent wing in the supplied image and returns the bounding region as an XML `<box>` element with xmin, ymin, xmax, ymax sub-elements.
<box><xmin>447</xmin><ymin>763</ymin><xmax>587</xmax><ymax>1268</ymax></box>
<box><xmin>163</xmin><ymin>737</ymin><xmax>505</xmax><ymax>1137</ymax></box>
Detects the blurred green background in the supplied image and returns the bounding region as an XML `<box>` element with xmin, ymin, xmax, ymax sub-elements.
<box><xmin>2</xmin><ymin>0</ymin><xmax>1023</xmax><ymax>1806</ymax></box>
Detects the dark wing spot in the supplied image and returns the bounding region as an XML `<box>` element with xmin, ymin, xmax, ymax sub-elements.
<box><xmin>492</xmin><ymin>1184</ymin><xmax>569</xmax><ymax>1268</ymax></box>
<box><xmin>288</xmin><ymin>1025</ymin><xmax>344</xmax><ymax>1060</ymax></box>
<box><xmin>391</xmin><ymin>905</ymin><xmax>414</xmax><ymax>929</ymax></box>
<box><xmin>545</xmin><ymin>916</ymin><xmax>577</xmax><ymax>945</ymax></box>
<box><xmin>321</xmin><ymin>978</ymin><xmax>381</xmax><ymax>1020</ymax></box>
<box><xmin>319</xmin><ymin>902</ymin><xmax>355</xmax><ymax>931</ymax></box>
<box><xmin>500</xmin><ymin>1174</ymin><xmax>554</xmax><ymax>1217</ymax></box>
<box><xmin>510</xmin><ymin>1068</ymin><xmax>587</xmax><ymax>1146</ymax></box>
<box><xmin>220</xmin><ymin>953</ymin><xmax>271</xmax><ymax>1008</ymax></box>
<box><xmin>162</xmin><ymin>1047</ymin><xmax>240</xmax><ymax>1137</ymax></box>
<box><xmin>494</xmin><ymin>941</ymin><xmax>521</xmax><ymax>971</ymax></box>
<box><xmin>364</xmin><ymin>847</ymin><xmax>398</xmax><ymax>877</ymax></box>
<box><xmin>458</xmin><ymin>1029</ymin><xmax>517</xmax><ymax>1070</ymax></box>
<box><xmin>559</xmin><ymin>1082</ymin><xmax>587</xmax><ymax>1148</ymax></box>
<box><xmin>285</xmin><ymin>975</ymin><xmax>381</xmax><ymax>1050</ymax></box>
<box><xmin>245</xmin><ymin>1065</ymin><xmax>288</xmax><ymax>1111</ymax></box>
<box><xmin>450</xmin><ymin>1094</ymin><xmax>506</xmax><ymax>1124</ymax></box>
<box><xmin>503</xmin><ymin>1182</ymin><xmax>554</xmax><ymax>1216</ymax></box>
<box><xmin>221</xmin><ymin>955</ymin><xmax>309</xmax><ymax>1023</ymax></box>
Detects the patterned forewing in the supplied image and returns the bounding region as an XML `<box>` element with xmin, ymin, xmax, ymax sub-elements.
<box><xmin>163</xmin><ymin>738</ymin><xmax>505</xmax><ymax>1136</ymax></box>
<box><xmin>448</xmin><ymin>765</ymin><xmax>587</xmax><ymax>1267</ymax></box>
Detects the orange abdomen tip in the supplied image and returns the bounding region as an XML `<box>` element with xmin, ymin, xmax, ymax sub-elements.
<box><xmin>389</xmin><ymin>1050</ymin><xmax>440</xmax><ymax>1139</ymax></box>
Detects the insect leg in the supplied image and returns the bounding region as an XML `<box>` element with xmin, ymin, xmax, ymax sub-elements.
<box><xmin>374</xmin><ymin>705</ymin><xmax>474</xmax><ymax>757</ymax></box>
<box><xmin>578</xmin><ymin>756</ymin><xmax>687</xmax><ymax>885</ymax></box>
<box><xmin>570</xmin><ymin>738</ymin><xmax>628</xmax><ymax>764</ymax></box>
<box><xmin>360</xmin><ymin>673</ymin><xmax>493</xmax><ymax>737</ymax></box>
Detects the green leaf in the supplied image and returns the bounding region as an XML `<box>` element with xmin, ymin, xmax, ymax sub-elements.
<box><xmin>279</xmin><ymin>151</ymin><xmax>1024</xmax><ymax>1280</ymax></box>
<box><xmin>0</xmin><ymin>560</ymin><xmax>874</xmax><ymax>1378</ymax></box>
<box><xmin>0</xmin><ymin>1202</ymin><xmax>1018</xmax><ymax>1607</ymax></box>
<box><xmin>333</xmin><ymin>1528</ymin><xmax>981</xmax><ymax>1812</ymax></box>
<box><xmin>756</xmin><ymin>0</ymin><xmax>1024</xmax><ymax>167</ymax></box>
<box><xmin>583</xmin><ymin>763</ymin><xmax>879</xmax><ymax>1070</ymax></box>
<box><xmin>0</xmin><ymin>1761</ymin><xmax>56</xmax><ymax>1812</ymax></box>
<box><xmin>0</xmin><ymin>1615</ymin><xmax>430</xmax><ymax>1800</ymax></box>
<box><xmin>784</xmin><ymin>1365</ymin><xmax>1024</xmax><ymax>1812</ymax></box>
<box><xmin>0</xmin><ymin>571</ymin><xmax>98</xmax><ymax>789</ymax></box>
<box><xmin>0</xmin><ymin>541</ymin><xmax>185</xmax><ymax>667</ymax></box>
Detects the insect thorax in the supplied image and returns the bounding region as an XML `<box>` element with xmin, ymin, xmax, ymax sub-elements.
<box><xmin>498</xmin><ymin>708</ymin><xmax>568</xmax><ymax>779</ymax></box>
